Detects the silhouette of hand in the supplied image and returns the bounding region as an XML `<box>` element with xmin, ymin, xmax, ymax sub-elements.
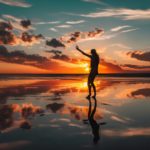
<box><xmin>76</xmin><ymin>45</ymin><xmax>80</xmax><ymax>50</ymax></box>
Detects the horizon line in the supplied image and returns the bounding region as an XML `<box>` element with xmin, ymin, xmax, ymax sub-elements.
<box><xmin>0</xmin><ymin>73</ymin><xmax>149</xmax><ymax>77</ymax></box>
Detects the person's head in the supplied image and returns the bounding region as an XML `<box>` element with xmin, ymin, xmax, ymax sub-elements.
<box><xmin>91</xmin><ymin>49</ymin><xmax>97</xmax><ymax>55</ymax></box>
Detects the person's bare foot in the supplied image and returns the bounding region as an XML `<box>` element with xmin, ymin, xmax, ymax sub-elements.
<box><xmin>92</xmin><ymin>95</ymin><xmax>96</xmax><ymax>99</ymax></box>
<box><xmin>86</xmin><ymin>95</ymin><xmax>91</xmax><ymax>99</ymax></box>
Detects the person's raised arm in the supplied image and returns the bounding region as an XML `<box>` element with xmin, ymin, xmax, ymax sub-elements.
<box><xmin>76</xmin><ymin>45</ymin><xmax>91</xmax><ymax>58</ymax></box>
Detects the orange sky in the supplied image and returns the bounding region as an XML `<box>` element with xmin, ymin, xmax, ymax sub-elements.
<box><xmin>0</xmin><ymin>60</ymin><xmax>125</xmax><ymax>74</ymax></box>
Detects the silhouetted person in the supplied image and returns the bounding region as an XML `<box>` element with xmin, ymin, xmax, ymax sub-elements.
<box><xmin>76</xmin><ymin>45</ymin><xmax>100</xmax><ymax>99</ymax></box>
<box><xmin>88</xmin><ymin>97</ymin><xmax>100</xmax><ymax>144</ymax></box>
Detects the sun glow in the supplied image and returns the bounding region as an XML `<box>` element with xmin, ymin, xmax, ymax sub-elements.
<box><xmin>68</xmin><ymin>80</ymin><xmax>88</xmax><ymax>90</ymax></box>
<box><xmin>79</xmin><ymin>63</ymin><xmax>90</xmax><ymax>72</ymax></box>
<box><xmin>82</xmin><ymin>81</ymin><xmax>88</xmax><ymax>88</ymax></box>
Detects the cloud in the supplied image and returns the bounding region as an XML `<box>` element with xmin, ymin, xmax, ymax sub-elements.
<box><xmin>66</xmin><ymin>20</ymin><xmax>85</xmax><ymax>24</ymax></box>
<box><xmin>96</xmin><ymin>33</ymin><xmax>117</xmax><ymax>41</ymax></box>
<box><xmin>49</xmin><ymin>28</ymin><xmax>58</xmax><ymax>32</ymax></box>
<box><xmin>2</xmin><ymin>15</ymin><xmax>34</xmax><ymax>31</ymax></box>
<box><xmin>0</xmin><ymin>45</ymin><xmax>130</xmax><ymax>73</ymax></box>
<box><xmin>84</xmin><ymin>26</ymin><xmax>138</xmax><ymax>42</ymax></box>
<box><xmin>20</xmin><ymin>32</ymin><xmax>43</xmax><ymax>44</ymax></box>
<box><xmin>111</xmin><ymin>115</ymin><xmax>131</xmax><ymax>124</ymax></box>
<box><xmin>0</xmin><ymin>21</ymin><xmax>14</xmax><ymax>45</ymax></box>
<box><xmin>108</xmin><ymin>43</ymin><xmax>131</xmax><ymax>49</ymax></box>
<box><xmin>0</xmin><ymin>0</ymin><xmax>31</xmax><ymax>8</ymax></box>
<box><xmin>80</xmin><ymin>8</ymin><xmax>150</xmax><ymax>20</ymax></box>
<box><xmin>0</xmin><ymin>20</ymin><xmax>43</xmax><ymax>46</ymax></box>
<box><xmin>45</xmin><ymin>49</ymin><xmax>128</xmax><ymax>73</ymax></box>
<box><xmin>60</xmin><ymin>27</ymin><xmax>104</xmax><ymax>45</ymax></box>
<box><xmin>111</xmin><ymin>25</ymin><xmax>131</xmax><ymax>32</ymax></box>
<box><xmin>127</xmin><ymin>51</ymin><xmax>150</xmax><ymax>62</ymax></box>
<box><xmin>45</xmin><ymin>49</ymin><xmax>62</xmax><ymax>55</ymax></box>
<box><xmin>0</xmin><ymin>21</ymin><xmax>13</xmax><ymax>30</ymax></box>
<box><xmin>0</xmin><ymin>103</ymin><xmax>44</xmax><ymax>131</ymax></box>
<box><xmin>0</xmin><ymin>45</ymin><xmax>57</xmax><ymax>70</ymax></box>
<box><xmin>20</xmin><ymin>19</ymin><xmax>31</xmax><ymax>28</ymax></box>
<box><xmin>129</xmin><ymin>88</ymin><xmax>150</xmax><ymax>98</ymax></box>
<box><xmin>121</xmin><ymin>28</ymin><xmax>138</xmax><ymax>33</ymax></box>
<box><xmin>56</xmin><ymin>24</ymin><xmax>72</xmax><ymax>28</ymax></box>
<box><xmin>81</xmin><ymin>0</ymin><xmax>107</xmax><ymax>5</ymax></box>
<box><xmin>50</xmin><ymin>118</ymin><xmax>71</xmax><ymax>123</ymax></box>
<box><xmin>45</xmin><ymin>50</ymin><xmax>70</xmax><ymax>61</ymax></box>
<box><xmin>2</xmin><ymin>14</ymin><xmax>21</xmax><ymax>22</ymax></box>
<box><xmin>33</xmin><ymin>21</ymin><xmax>60</xmax><ymax>25</ymax></box>
<box><xmin>45</xmin><ymin>50</ymin><xmax>80</xmax><ymax>64</ymax></box>
<box><xmin>122</xmin><ymin>64</ymin><xmax>150</xmax><ymax>69</ymax></box>
<box><xmin>46</xmin><ymin>103</ymin><xmax>64</xmax><ymax>113</ymax></box>
<box><xmin>46</xmin><ymin>38</ymin><xmax>65</xmax><ymax>48</ymax></box>
<box><xmin>68</xmin><ymin>123</ymin><xmax>84</xmax><ymax>128</ymax></box>
<box><xmin>103</xmin><ymin>127</ymin><xmax>150</xmax><ymax>137</ymax></box>
<box><xmin>0</xmin><ymin>79</ymin><xmax>54</xmax><ymax>103</ymax></box>
<box><xmin>100</xmin><ymin>59</ymin><xmax>125</xmax><ymax>73</ymax></box>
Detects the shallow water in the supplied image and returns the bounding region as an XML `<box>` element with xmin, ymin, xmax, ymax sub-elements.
<box><xmin>0</xmin><ymin>76</ymin><xmax>150</xmax><ymax>150</ymax></box>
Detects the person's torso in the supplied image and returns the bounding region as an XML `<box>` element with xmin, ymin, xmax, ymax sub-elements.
<box><xmin>90</xmin><ymin>55</ymin><xmax>100</xmax><ymax>73</ymax></box>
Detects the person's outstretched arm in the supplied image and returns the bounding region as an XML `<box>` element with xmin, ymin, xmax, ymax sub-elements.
<box><xmin>76</xmin><ymin>45</ymin><xmax>91</xmax><ymax>58</ymax></box>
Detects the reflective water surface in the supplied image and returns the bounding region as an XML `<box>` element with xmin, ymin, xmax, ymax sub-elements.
<box><xmin>0</xmin><ymin>76</ymin><xmax>150</xmax><ymax>150</ymax></box>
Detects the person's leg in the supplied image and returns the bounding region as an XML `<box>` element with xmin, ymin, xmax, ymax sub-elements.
<box><xmin>92</xmin><ymin>82</ymin><xmax>96</xmax><ymax>98</ymax></box>
<box><xmin>87</xmin><ymin>74</ymin><xmax>92</xmax><ymax>98</ymax></box>
<box><xmin>91</xmin><ymin>74</ymin><xmax>97</xmax><ymax>98</ymax></box>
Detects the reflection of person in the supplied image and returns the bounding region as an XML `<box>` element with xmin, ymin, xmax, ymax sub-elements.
<box><xmin>76</xmin><ymin>45</ymin><xmax>99</xmax><ymax>99</ymax></box>
<box><xmin>88</xmin><ymin>97</ymin><xmax>100</xmax><ymax>144</ymax></box>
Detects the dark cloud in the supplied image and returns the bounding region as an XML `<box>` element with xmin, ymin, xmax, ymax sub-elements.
<box><xmin>46</xmin><ymin>103</ymin><xmax>64</xmax><ymax>113</ymax></box>
<box><xmin>20</xmin><ymin>104</ymin><xmax>44</xmax><ymax>119</ymax></box>
<box><xmin>0</xmin><ymin>79</ymin><xmax>66</xmax><ymax>104</ymax></box>
<box><xmin>122</xmin><ymin>64</ymin><xmax>150</xmax><ymax>69</ymax></box>
<box><xmin>127</xmin><ymin>50</ymin><xmax>150</xmax><ymax>62</ymax></box>
<box><xmin>45</xmin><ymin>49</ymin><xmax>129</xmax><ymax>72</ymax></box>
<box><xmin>0</xmin><ymin>21</ymin><xmax>14</xmax><ymax>44</ymax></box>
<box><xmin>0</xmin><ymin>103</ymin><xmax>44</xmax><ymax>131</ymax></box>
<box><xmin>0</xmin><ymin>21</ymin><xmax>43</xmax><ymax>45</ymax></box>
<box><xmin>60</xmin><ymin>27</ymin><xmax>104</xmax><ymax>44</ymax></box>
<box><xmin>20</xmin><ymin>19</ymin><xmax>31</xmax><ymax>28</ymax></box>
<box><xmin>20</xmin><ymin>121</ymin><xmax>31</xmax><ymax>130</ymax></box>
<box><xmin>100</xmin><ymin>59</ymin><xmax>126</xmax><ymax>73</ymax></box>
<box><xmin>0</xmin><ymin>81</ymin><xmax>51</xmax><ymax>104</ymax></box>
<box><xmin>21</xmin><ymin>32</ymin><xmax>43</xmax><ymax>42</ymax></box>
<box><xmin>0</xmin><ymin>46</ymin><xmax>88</xmax><ymax>73</ymax></box>
<box><xmin>64</xmin><ymin>31</ymin><xmax>81</xmax><ymax>43</ymax></box>
<box><xmin>46</xmin><ymin>38</ymin><xmax>65</xmax><ymax>48</ymax></box>
<box><xmin>0</xmin><ymin>45</ymin><xmax>56</xmax><ymax>69</ymax></box>
<box><xmin>130</xmin><ymin>88</ymin><xmax>150</xmax><ymax>98</ymax></box>
<box><xmin>0</xmin><ymin>30</ymin><xmax>15</xmax><ymax>45</ymax></box>
<box><xmin>52</xmin><ymin>54</ymin><xmax>70</xmax><ymax>61</ymax></box>
<box><xmin>45</xmin><ymin>50</ymin><xmax>70</xmax><ymax>61</ymax></box>
<box><xmin>0</xmin><ymin>46</ymin><xmax>47</xmax><ymax>65</ymax></box>
<box><xmin>0</xmin><ymin>21</ymin><xmax>13</xmax><ymax>30</ymax></box>
<box><xmin>0</xmin><ymin>104</ymin><xmax>13</xmax><ymax>130</ymax></box>
<box><xmin>45</xmin><ymin>49</ymin><xmax>87</xmax><ymax>64</ymax></box>
<box><xmin>88</xmin><ymin>28</ymin><xmax>103</xmax><ymax>37</ymax></box>
<box><xmin>45</xmin><ymin>49</ymin><xmax>62</xmax><ymax>55</ymax></box>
